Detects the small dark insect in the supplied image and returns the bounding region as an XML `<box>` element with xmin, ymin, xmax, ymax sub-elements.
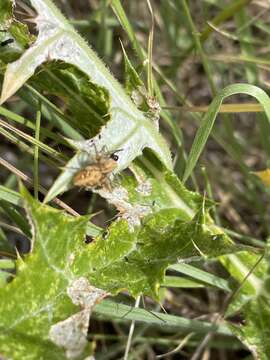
<box><xmin>1</xmin><ymin>38</ymin><xmax>14</xmax><ymax>47</ymax></box>
<box><xmin>84</xmin><ymin>236</ymin><xmax>93</xmax><ymax>244</ymax></box>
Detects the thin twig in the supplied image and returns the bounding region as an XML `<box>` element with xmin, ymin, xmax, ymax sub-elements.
<box><xmin>0</xmin><ymin>221</ymin><xmax>24</xmax><ymax>235</ymax></box>
<box><xmin>157</xmin><ymin>332</ymin><xmax>194</xmax><ymax>359</ymax></box>
<box><xmin>0</xmin><ymin>157</ymin><xmax>79</xmax><ymax>217</ymax></box>
<box><xmin>123</xmin><ymin>296</ymin><xmax>141</xmax><ymax>360</ymax></box>
<box><xmin>0</xmin><ymin>118</ymin><xmax>64</xmax><ymax>161</ymax></box>
<box><xmin>190</xmin><ymin>323</ymin><xmax>216</xmax><ymax>360</ymax></box>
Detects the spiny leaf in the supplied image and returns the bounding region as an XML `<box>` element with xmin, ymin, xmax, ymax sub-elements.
<box><xmin>74</xmin><ymin>156</ymin><xmax>239</xmax><ymax>299</ymax></box>
<box><xmin>0</xmin><ymin>182</ymin><xmax>237</xmax><ymax>357</ymax></box>
<box><xmin>0</xmin><ymin>185</ymin><xmax>101</xmax><ymax>359</ymax></box>
<box><xmin>0</xmin><ymin>187</ymin><xmax>236</xmax><ymax>358</ymax></box>
<box><xmin>81</xmin><ymin>154</ymin><xmax>239</xmax><ymax>299</ymax></box>
<box><xmin>83</xmin><ymin>206</ymin><xmax>237</xmax><ymax>299</ymax></box>
<box><xmin>0</xmin><ymin>0</ymin><xmax>172</xmax><ymax>205</ymax></box>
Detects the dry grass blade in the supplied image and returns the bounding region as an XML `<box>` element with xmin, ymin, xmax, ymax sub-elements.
<box><xmin>156</xmin><ymin>332</ymin><xmax>194</xmax><ymax>359</ymax></box>
<box><xmin>0</xmin><ymin>157</ymin><xmax>79</xmax><ymax>217</ymax></box>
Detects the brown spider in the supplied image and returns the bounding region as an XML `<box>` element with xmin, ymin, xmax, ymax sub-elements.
<box><xmin>73</xmin><ymin>148</ymin><xmax>120</xmax><ymax>191</ymax></box>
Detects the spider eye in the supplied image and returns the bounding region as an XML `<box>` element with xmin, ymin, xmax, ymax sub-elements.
<box><xmin>110</xmin><ymin>153</ymin><xmax>119</xmax><ymax>161</ymax></box>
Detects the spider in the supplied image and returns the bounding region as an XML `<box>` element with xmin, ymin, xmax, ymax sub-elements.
<box><xmin>73</xmin><ymin>147</ymin><xmax>121</xmax><ymax>191</ymax></box>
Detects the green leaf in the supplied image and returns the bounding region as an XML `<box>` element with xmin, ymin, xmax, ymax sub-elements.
<box><xmin>162</xmin><ymin>275</ymin><xmax>205</xmax><ymax>288</ymax></box>
<box><xmin>0</xmin><ymin>185</ymin><xmax>21</xmax><ymax>206</ymax></box>
<box><xmin>183</xmin><ymin>84</ymin><xmax>270</xmax><ymax>183</ymax></box>
<box><xmin>232</xmin><ymin>296</ymin><xmax>270</xmax><ymax>360</ymax></box>
<box><xmin>0</xmin><ymin>259</ymin><xmax>14</xmax><ymax>287</ymax></box>
<box><xmin>0</xmin><ymin>185</ymin><xmax>101</xmax><ymax>238</ymax></box>
<box><xmin>30</xmin><ymin>62</ymin><xmax>111</xmax><ymax>137</ymax></box>
<box><xmin>169</xmin><ymin>263</ymin><xmax>232</xmax><ymax>292</ymax></box>
<box><xmin>0</xmin><ymin>0</ymin><xmax>172</xmax><ymax>204</ymax></box>
<box><xmin>83</xmin><ymin>207</ymin><xmax>237</xmax><ymax>299</ymax></box>
<box><xmin>221</xmin><ymin>247</ymin><xmax>270</xmax><ymax>358</ymax></box>
<box><xmin>0</xmin><ymin>200</ymin><xmax>31</xmax><ymax>237</ymax></box>
<box><xmin>0</xmin><ymin>187</ymin><xmax>236</xmax><ymax>358</ymax></box>
<box><xmin>0</xmin><ymin>0</ymin><xmax>33</xmax><ymax>63</ymax></box>
<box><xmin>70</xmin><ymin>157</ymin><xmax>239</xmax><ymax>299</ymax></box>
<box><xmin>55</xmin><ymin>152</ymin><xmax>238</xmax><ymax>299</ymax></box>
<box><xmin>0</xmin><ymin>185</ymin><xmax>103</xmax><ymax>359</ymax></box>
<box><xmin>0</xmin><ymin>184</ymin><xmax>237</xmax><ymax>358</ymax></box>
<box><xmin>94</xmin><ymin>299</ymin><xmax>232</xmax><ymax>336</ymax></box>
<box><xmin>0</xmin><ymin>0</ymin><xmax>12</xmax><ymax>30</ymax></box>
<box><xmin>121</xmin><ymin>41</ymin><xmax>144</xmax><ymax>96</ymax></box>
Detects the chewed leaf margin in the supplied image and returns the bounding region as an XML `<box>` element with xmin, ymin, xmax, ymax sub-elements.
<box><xmin>0</xmin><ymin>0</ymin><xmax>172</xmax><ymax>205</ymax></box>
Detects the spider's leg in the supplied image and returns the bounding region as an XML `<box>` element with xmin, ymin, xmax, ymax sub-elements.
<box><xmin>103</xmin><ymin>177</ymin><xmax>112</xmax><ymax>192</ymax></box>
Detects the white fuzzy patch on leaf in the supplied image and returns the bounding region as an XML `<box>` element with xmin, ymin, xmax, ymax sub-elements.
<box><xmin>49</xmin><ymin>277</ymin><xmax>107</xmax><ymax>359</ymax></box>
<box><xmin>136</xmin><ymin>179</ymin><xmax>152</xmax><ymax>196</ymax></box>
<box><xmin>49</xmin><ymin>309</ymin><xmax>89</xmax><ymax>359</ymax></box>
<box><xmin>97</xmin><ymin>186</ymin><xmax>152</xmax><ymax>231</ymax></box>
<box><xmin>67</xmin><ymin>277</ymin><xmax>107</xmax><ymax>308</ymax></box>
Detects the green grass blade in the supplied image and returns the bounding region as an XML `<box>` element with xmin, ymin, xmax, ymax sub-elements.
<box><xmin>0</xmin><ymin>104</ymin><xmax>68</xmax><ymax>146</ymax></box>
<box><xmin>181</xmin><ymin>0</ymin><xmax>216</xmax><ymax>95</ymax></box>
<box><xmin>169</xmin><ymin>263</ymin><xmax>231</xmax><ymax>292</ymax></box>
<box><xmin>94</xmin><ymin>300</ymin><xmax>232</xmax><ymax>336</ymax></box>
<box><xmin>183</xmin><ymin>84</ymin><xmax>270</xmax><ymax>183</ymax></box>
<box><xmin>178</xmin><ymin>0</ymin><xmax>252</xmax><ymax>63</ymax></box>
<box><xmin>0</xmin><ymin>186</ymin><xmax>21</xmax><ymax>206</ymax></box>
<box><xmin>0</xmin><ymin>200</ymin><xmax>31</xmax><ymax>237</ymax></box>
<box><xmin>162</xmin><ymin>275</ymin><xmax>205</xmax><ymax>288</ymax></box>
<box><xmin>111</xmin><ymin>0</ymin><xmax>144</xmax><ymax>59</ymax></box>
<box><xmin>34</xmin><ymin>102</ymin><xmax>41</xmax><ymax>199</ymax></box>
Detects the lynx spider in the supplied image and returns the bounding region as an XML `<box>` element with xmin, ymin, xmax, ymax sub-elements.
<box><xmin>73</xmin><ymin>144</ymin><xmax>121</xmax><ymax>191</ymax></box>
